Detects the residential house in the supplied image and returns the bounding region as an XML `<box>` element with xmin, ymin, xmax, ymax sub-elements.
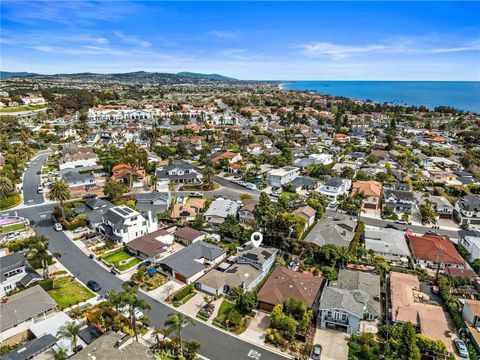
<box><xmin>235</xmin><ymin>241</ymin><xmax>278</xmax><ymax>275</ymax></box>
<box><xmin>59</xmin><ymin>145</ymin><xmax>98</xmax><ymax>170</ymax></box>
<box><xmin>155</xmin><ymin>164</ymin><xmax>202</xmax><ymax>184</ymax></box>
<box><xmin>407</xmin><ymin>232</ymin><xmax>465</xmax><ymax>269</ymax></box>
<box><xmin>158</xmin><ymin>241</ymin><xmax>226</xmax><ymax>283</ymax></box>
<box><xmin>0</xmin><ymin>252</ymin><xmax>41</xmax><ymax>297</ymax></box>
<box><xmin>308</xmin><ymin>153</ymin><xmax>334</xmax><ymax>165</ymax></box>
<box><xmin>427</xmin><ymin>170</ymin><xmax>458</xmax><ymax>184</ymax></box>
<box><xmin>383</xmin><ymin>184</ymin><xmax>416</xmax><ymax>215</ymax></box>
<box><xmin>316</xmin><ymin>177</ymin><xmax>352</xmax><ymax>203</ymax></box>
<box><xmin>266</xmin><ymin>166</ymin><xmax>300</xmax><ymax>188</ymax></box>
<box><xmin>463</xmin><ymin>299</ymin><xmax>480</xmax><ymax>328</ymax></box>
<box><xmin>334</xmin><ymin>133</ymin><xmax>350</xmax><ymax>143</ymax></box>
<box><xmin>459</xmin><ymin>230</ymin><xmax>480</xmax><ymax>261</ymax></box>
<box><xmin>110</xmin><ymin>163</ymin><xmax>146</xmax><ymax>187</ymax></box>
<box><xmin>364</xmin><ymin>228</ymin><xmax>410</xmax><ymax>261</ymax></box>
<box><xmin>290</xmin><ymin>176</ymin><xmax>317</xmax><ymax>191</ymax></box>
<box><xmin>133</xmin><ymin>191</ymin><xmax>171</xmax><ymax>215</ymax></box>
<box><xmin>210</xmin><ymin>151</ymin><xmax>242</xmax><ymax>165</ymax></box>
<box><xmin>173</xmin><ymin>226</ymin><xmax>207</xmax><ymax>246</ymax></box>
<box><xmin>2</xmin><ymin>334</ymin><xmax>57</xmax><ymax>360</ymax></box>
<box><xmin>99</xmin><ymin>205</ymin><xmax>157</xmax><ymax>243</ymax></box>
<box><xmin>71</xmin><ymin>331</ymin><xmax>151</xmax><ymax>360</ymax></box>
<box><xmin>238</xmin><ymin>199</ymin><xmax>258</xmax><ymax>225</ymax></box>
<box><xmin>126</xmin><ymin>229</ymin><xmax>173</xmax><ymax>262</ymax></box>
<box><xmin>75</xmin><ymin>198</ymin><xmax>113</xmax><ymax>229</ymax></box>
<box><xmin>292</xmin><ymin>205</ymin><xmax>316</xmax><ymax>229</ymax></box>
<box><xmin>258</xmin><ymin>266</ymin><xmax>324</xmax><ymax>312</ymax></box>
<box><xmin>61</xmin><ymin>171</ymin><xmax>96</xmax><ymax>191</ymax></box>
<box><xmin>204</xmin><ymin>198</ymin><xmax>241</xmax><ymax>225</ymax></box>
<box><xmin>351</xmin><ymin>180</ymin><xmax>382</xmax><ymax>210</ymax></box>
<box><xmin>0</xmin><ymin>285</ymin><xmax>57</xmax><ymax>342</ymax></box>
<box><xmin>454</xmin><ymin>195</ymin><xmax>480</xmax><ymax>228</ymax></box>
<box><xmin>197</xmin><ymin>241</ymin><xmax>277</xmax><ymax>295</ymax></box>
<box><xmin>390</xmin><ymin>272</ymin><xmax>454</xmax><ymax>351</ymax></box>
<box><xmin>171</xmin><ymin>199</ymin><xmax>205</xmax><ymax>222</ymax></box>
<box><xmin>246</xmin><ymin>143</ymin><xmax>262</xmax><ymax>155</ymax></box>
<box><xmin>429</xmin><ymin>195</ymin><xmax>454</xmax><ymax>219</ymax></box>
<box><xmin>318</xmin><ymin>269</ymin><xmax>381</xmax><ymax>334</ymax></box>
<box><xmin>304</xmin><ymin>214</ymin><xmax>357</xmax><ymax>248</ymax></box>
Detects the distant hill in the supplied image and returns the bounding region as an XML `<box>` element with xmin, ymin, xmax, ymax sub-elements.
<box><xmin>177</xmin><ymin>72</ymin><xmax>237</xmax><ymax>81</ymax></box>
<box><xmin>0</xmin><ymin>71</ymin><xmax>38</xmax><ymax>79</ymax></box>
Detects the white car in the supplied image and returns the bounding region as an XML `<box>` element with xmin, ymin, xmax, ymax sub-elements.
<box><xmin>53</xmin><ymin>223</ymin><xmax>63</xmax><ymax>231</ymax></box>
<box><xmin>245</xmin><ymin>183</ymin><xmax>257</xmax><ymax>190</ymax></box>
<box><xmin>37</xmin><ymin>185</ymin><xmax>44</xmax><ymax>194</ymax></box>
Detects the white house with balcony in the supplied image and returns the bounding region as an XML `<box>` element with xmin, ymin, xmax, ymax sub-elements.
<box><xmin>316</xmin><ymin>177</ymin><xmax>351</xmax><ymax>202</ymax></box>
<box><xmin>99</xmin><ymin>205</ymin><xmax>157</xmax><ymax>243</ymax></box>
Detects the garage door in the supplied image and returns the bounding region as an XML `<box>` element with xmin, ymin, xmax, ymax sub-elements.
<box><xmin>175</xmin><ymin>273</ymin><xmax>187</xmax><ymax>283</ymax></box>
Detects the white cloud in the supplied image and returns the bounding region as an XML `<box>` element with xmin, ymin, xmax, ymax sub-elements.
<box><xmin>207</xmin><ymin>29</ymin><xmax>241</xmax><ymax>39</ymax></box>
<box><xmin>114</xmin><ymin>31</ymin><xmax>151</xmax><ymax>48</ymax></box>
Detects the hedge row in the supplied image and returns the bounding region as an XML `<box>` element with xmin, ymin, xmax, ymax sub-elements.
<box><xmin>173</xmin><ymin>284</ymin><xmax>194</xmax><ymax>302</ymax></box>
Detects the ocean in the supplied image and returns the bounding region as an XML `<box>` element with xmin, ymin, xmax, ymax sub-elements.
<box><xmin>281</xmin><ymin>81</ymin><xmax>480</xmax><ymax>113</ymax></box>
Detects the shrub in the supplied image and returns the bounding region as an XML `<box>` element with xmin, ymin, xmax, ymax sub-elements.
<box><xmin>0</xmin><ymin>192</ymin><xmax>21</xmax><ymax>210</ymax></box>
<box><xmin>173</xmin><ymin>284</ymin><xmax>194</xmax><ymax>302</ymax></box>
<box><xmin>39</xmin><ymin>278</ymin><xmax>54</xmax><ymax>291</ymax></box>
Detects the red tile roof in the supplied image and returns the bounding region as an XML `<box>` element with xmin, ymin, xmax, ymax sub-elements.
<box><xmin>407</xmin><ymin>232</ymin><xmax>465</xmax><ymax>266</ymax></box>
<box><xmin>258</xmin><ymin>266</ymin><xmax>324</xmax><ymax>309</ymax></box>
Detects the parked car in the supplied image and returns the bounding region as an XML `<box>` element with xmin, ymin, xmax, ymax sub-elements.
<box><xmin>29</xmin><ymin>219</ymin><xmax>37</xmax><ymax>228</ymax></box>
<box><xmin>53</xmin><ymin>223</ymin><xmax>63</xmax><ymax>231</ymax></box>
<box><xmin>245</xmin><ymin>183</ymin><xmax>257</xmax><ymax>190</ymax></box>
<box><xmin>312</xmin><ymin>344</ymin><xmax>322</xmax><ymax>359</ymax></box>
<box><xmin>431</xmin><ymin>285</ymin><xmax>440</xmax><ymax>295</ymax></box>
<box><xmin>5</xmin><ymin>231</ymin><xmax>20</xmax><ymax>240</ymax></box>
<box><xmin>138</xmin><ymin>260</ymin><xmax>152</xmax><ymax>269</ymax></box>
<box><xmin>37</xmin><ymin>185</ymin><xmax>43</xmax><ymax>194</ymax></box>
<box><xmin>190</xmin><ymin>192</ymin><xmax>204</xmax><ymax>197</ymax></box>
<box><xmin>82</xmin><ymin>194</ymin><xmax>97</xmax><ymax>199</ymax></box>
<box><xmin>123</xmin><ymin>280</ymin><xmax>138</xmax><ymax>288</ymax></box>
<box><xmin>87</xmin><ymin>280</ymin><xmax>102</xmax><ymax>292</ymax></box>
<box><xmin>36</xmin><ymin>170</ymin><xmax>41</xmax><ymax>175</ymax></box>
<box><xmin>454</xmin><ymin>338</ymin><xmax>469</xmax><ymax>358</ymax></box>
<box><xmin>73</xmin><ymin>227</ymin><xmax>87</xmax><ymax>234</ymax></box>
<box><xmin>270</xmin><ymin>191</ymin><xmax>279</xmax><ymax>197</ymax></box>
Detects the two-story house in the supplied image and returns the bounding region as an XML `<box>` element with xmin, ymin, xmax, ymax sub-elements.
<box><xmin>59</xmin><ymin>145</ymin><xmax>98</xmax><ymax>170</ymax></box>
<box><xmin>204</xmin><ymin>198</ymin><xmax>241</xmax><ymax>226</ymax></box>
<box><xmin>266</xmin><ymin>166</ymin><xmax>300</xmax><ymax>188</ymax></box>
<box><xmin>235</xmin><ymin>241</ymin><xmax>278</xmax><ymax>275</ymax></box>
<box><xmin>458</xmin><ymin>230</ymin><xmax>480</xmax><ymax>261</ymax></box>
<box><xmin>61</xmin><ymin>171</ymin><xmax>96</xmax><ymax>191</ymax></box>
<box><xmin>99</xmin><ymin>205</ymin><xmax>157</xmax><ymax>243</ymax></box>
<box><xmin>318</xmin><ymin>269</ymin><xmax>381</xmax><ymax>334</ymax></box>
<box><xmin>351</xmin><ymin>180</ymin><xmax>382</xmax><ymax>211</ymax></box>
<box><xmin>454</xmin><ymin>194</ymin><xmax>480</xmax><ymax>228</ymax></box>
<box><xmin>0</xmin><ymin>253</ymin><xmax>41</xmax><ymax>297</ymax></box>
<box><xmin>383</xmin><ymin>183</ymin><xmax>416</xmax><ymax>215</ymax></box>
<box><xmin>316</xmin><ymin>177</ymin><xmax>352</xmax><ymax>202</ymax></box>
<box><xmin>238</xmin><ymin>199</ymin><xmax>258</xmax><ymax>225</ymax></box>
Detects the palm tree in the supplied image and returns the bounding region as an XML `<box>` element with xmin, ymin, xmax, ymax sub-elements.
<box><xmin>57</xmin><ymin>321</ymin><xmax>85</xmax><ymax>354</ymax></box>
<box><xmin>202</xmin><ymin>164</ymin><xmax>215</xmax><ymax>190</ymax></box>
<box><xmin>150</xmin><ymin>174</ymin><xmax>158</xmax><ymax>191</ymax></box>
<box><xmin>107</xmin><ymin>290</ymin><xmax>127</xmax><ymax>313</ymax></box>
<box><xmin>151</xmin><ymin>328</ymin><xmax>168</xmax><ymax>349</ymax></box>
<box><xmin>0</xmin><ymin>176</ymin><xmax>14</xmax><ymax>199</ymax></box>
<box><xmin>124</xmin><ymin>287</ymin><xmax>151</xmax><ymax>341</ymax></box>
<box><xmin>26</xmin><ymin>235</ymin><xmax>58</xmax><ymax>278</ymax></box>
<box><xmin>48</xmin><ymin>180</ymin><xmax>71</xmax><ymax>220</ymax></box>
<box><xmin>164</xmin><ymin>313</ymin><xmax>194</xmax><ymax>357</ymax></box>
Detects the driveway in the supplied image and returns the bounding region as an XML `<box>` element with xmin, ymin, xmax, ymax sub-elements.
<box><xmin>240</xmin><ymin>310</ymin><xmax>270</xmax><ymax>345</ymax></box>
<box><xmin>178</xmin><ymin>292</ymin><xmax>206</xmax><ymax>317</ymax></box>
<box><xmin>312</xmin><ymin>327</ymin><xmax>349</xmax><ymax>360</ymax></box>
<box><xmin>148</xmin><ymin>280</ymin><xmax>184</xmax><ymax>301</ymax></box>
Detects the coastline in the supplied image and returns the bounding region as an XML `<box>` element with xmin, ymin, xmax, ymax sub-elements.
<box><xmin>279</xmin><ymin>80</ymin><xmax>480</xmax><ymax>113</ymax></box>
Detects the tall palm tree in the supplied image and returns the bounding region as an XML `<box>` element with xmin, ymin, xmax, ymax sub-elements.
<box><xmin>26</xmin><ymin>235</ymin><xmax>58</xmax><ymax>278</ymax></box>
<box><xmin>124</xmin><ymin>287</ymin><xmax>151</xmax><ymax>341</ymax></box>
<box><xmin>202</xmin><ymin>164</ymin><xmax>214</xmax><ymax>190</ymax></box>
<box><xmin>0</xmin><ymin>176</ymin><xmax>14</xmax><ymax>199</ymax></box>
<box><xmin>57</xmin><ymin>321</ymin><xmax>85</xmax><ymax>354</ymax></box>
<box><xmin>107</xmin><ymin>290</ymin><xmax>127</xmax><ymax>313</ymax></box>
<box><xmin>164</xmin><ymin>313</ymin><xmax>194</xmax><ymax>357</ymax></box>
<box><xmin>48</xmin><ymin>180</ymin><xmax>71</xmax><ymax>220</ymax></box>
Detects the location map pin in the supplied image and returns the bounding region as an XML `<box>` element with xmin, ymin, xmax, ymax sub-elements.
<box><xmin>251</xmin><ymin>232</ymin><xmax>263</xmax><ymax>248</ymax></box>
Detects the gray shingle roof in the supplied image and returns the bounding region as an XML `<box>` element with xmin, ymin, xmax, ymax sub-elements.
<box><xmin>2</xmin><ymin>334</ymin><xmax>57</xmax><ymax>360</ymax></box>
<box><xmin>319</xmin><ymin>287</ymin><xmax>365</xmax><ymax>318</ymax></box>
<box><xmin>159</xmin><ymin>241</ymin><xmax>226</xmax><ymax>278</ymax></box>
<box><xmin>205</xmin><ymin>199</ymin><xmax>241</xmax><ymax>218</ymax></box>
<box><xmin>0</xmin><ymin>252</ymin><xmax>26</xmax><ymax>282</ymax></box>
<box><xmin>304</xmin><ymin>215</ymin><xmax>356</xmax><ymax>247</ymax></box>
<box><xmin>364</xmin><ymin>228</ymin><xmax>410</xmax><ymax>258</ymax></box>
<box><xmin>458</xmin><ymin>194</ymin><xmax>480</xmax><ymax>212</ymax></box>
<box><xmin>1</xmin><ymin>285</ymin><xmax>57</xmax><ymax>330</ymax></box>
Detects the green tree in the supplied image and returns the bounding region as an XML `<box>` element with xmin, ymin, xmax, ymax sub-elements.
<box><xmin>123</xmin><ymin>286</ymin><xmax>151</xmax><ymax>340</ymax></box>
<box><xmin>231</xmin><ymin>288</ymin><xmax>258</xmax><ymax>314</ymax></box>
<box><xmin>398</xmin><ymin>322</ymin><xmax>421</xmax><ymax>360</ymax></box>
<box><xmin>253</xmin><ymin>192</ymin><xmax>277</xmax><ymax>231</ymax></box>
<box><xmin>26</xmin><ymin>235</ymin><xmax>57</xmax><ymax>278</ymax></box>
<box><xmin>0</xmin><ymin>176</ymin><xmax>14</xmax><ymax>199</ymax></box>
<box><xmin>48</xmin><ymin>180</ymin><xmax>71</xmax><ymax>220</ymax></box>
<box><xmin>164</xmin><ymin>313</ymin><xmax>195</xmax><ymax>357</ymax></box>
<box><xmin>103</xmin><ymin>181</ymin><xmax>128</xmax><ymax>201</ymax></box>
<box><xmin>202</xmin><ymin>164</ymin><xmax>215</xmax><ymax>190</ymax></box>
<box><xmin>56</xmin><ymin>321</ymin><xmax>85</xmax><ymax>354</ymax></box>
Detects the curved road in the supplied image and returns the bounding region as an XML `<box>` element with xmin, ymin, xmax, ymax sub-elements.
<box><xmin>23</xmin><ymin>151</ymin><xmax>50</xmax><ymax>206</ymax></box>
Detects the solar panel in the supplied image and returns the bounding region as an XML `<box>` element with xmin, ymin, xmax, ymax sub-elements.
<box><xmin>116</xmin><ymin>207</ymin><xmax>129</xmax><ymax>216</ymax></box>
<box><xmin>123</xmin><ymin>207</ymin><xmax>134</xmax><ymax>214</ymax></box>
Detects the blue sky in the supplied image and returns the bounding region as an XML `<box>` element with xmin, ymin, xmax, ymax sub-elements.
<box><xmin>1</xmin><ymin>1</ymin><xmax>479</xmax><ymax>80</ymax></box>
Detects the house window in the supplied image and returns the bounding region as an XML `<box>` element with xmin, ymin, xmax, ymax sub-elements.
<box><xmin>327</xmin><ymin>310</ymin><xmax>332</xmax><ymax>318</ymax></box>
<box><xmin>334</xmin><ymin>311</ymin><xmax>340</xmax><ymax>320</ymax></box>
<box><xmin>342</xmin><ymin>313</ymin><xmax>347</xmax><ymax>321</ymax></box>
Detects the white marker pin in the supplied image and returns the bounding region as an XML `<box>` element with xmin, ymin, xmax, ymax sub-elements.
<box><xmin>251</xmin><ymin>232</ymin><xmax>263</xmax><ymax>248</ymax></box>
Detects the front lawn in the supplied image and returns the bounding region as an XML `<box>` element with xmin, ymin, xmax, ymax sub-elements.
<box><xmin>131</xmin><ymin>268</ymin><xmax>169</xmax><ymax>291</ymax></box>
<box><xmin>48</xmin><ymin>276</ymin><xmax>95</xmax><ymax>309</ymax></box>
<box><xmin>101</xmin><ymin>248</ymin><xmax>140</xmax><ymax>271</ymax></box>
<box><xmin>213</xmin><ymin>299</ymin><xmax>236</xmax><ymax>323</ymax></box>
<box><xmin>0</xmin><ymin>222</ymin><xmax>26</xmax><ymax>233</ymax></box>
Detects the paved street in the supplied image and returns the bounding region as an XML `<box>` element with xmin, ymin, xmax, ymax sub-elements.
<box><xmin>22</xmin><ymin>151</ymin><xmax>49</xmax><ymax>206</ymax></box>
<box><xmin>1</xmin><ymin>205</ymin><xmax>288</xmax><ymax>360</ymax></box>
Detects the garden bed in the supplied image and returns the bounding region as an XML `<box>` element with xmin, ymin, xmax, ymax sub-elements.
<box><xmin>100</xmin><ymin>248</ymin><xmax>140</xmax><ymax>271</ymax></box>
